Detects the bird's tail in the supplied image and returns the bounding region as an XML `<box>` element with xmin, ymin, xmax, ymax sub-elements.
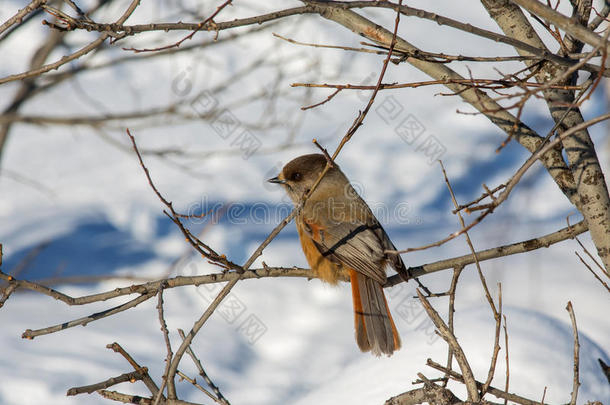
<box><xmin>349</xmin><ymin>269</ymin><xmax>401</xmax><ymax>356</ymax></box>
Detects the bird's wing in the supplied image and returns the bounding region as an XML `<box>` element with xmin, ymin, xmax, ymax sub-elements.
<box><xmin>376</xmin><ymin>223</ymin><xmax>408</xmax><ymax>275</ymax></box>
<box><xmin>302</xmin><ymin>216</ymin><xmax>388</xmax><ymax>284</ymax></box>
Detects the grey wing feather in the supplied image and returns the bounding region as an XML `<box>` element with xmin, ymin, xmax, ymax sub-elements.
<box><xmin>374</xmin><ymin>220</ymin><xmax>407</xmax><ymax>274</ymax></box>
<box><xmin>302</xmin><ymin>192</ymin><xmax>407</xmax><ymax>283</ymax></box>
<box><xmin>308</xmin><ymin>220</ymin><xmax>388</xmax><ymax>284</ymax></box>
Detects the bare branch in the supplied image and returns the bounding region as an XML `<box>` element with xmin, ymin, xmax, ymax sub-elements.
<box><xmin>291</xmin><ymin>78</ymin><xmax>584</xmax><ymax>91</ymax></box>
<box><xmin>0</xmin><ymin>0</ymin><xmax>141</xmax><ymax>85</ymax></box>
<box><xmin>22</xmin><ymin>291</ymin><xmax>156</xmax><ymax>339</ymax></box>
<box><xmin>385</xmin><ymin>380</ymin><xmax>461</xmax><ymax>405</ymax></box>
<box><xmin>97</xmin><ymin>389</ymin><xmax>153</xmax><ymax>404</ymax></box>
<box><xmin>312</xmin><ymin>2</ymin><xmax>579</xmax><ymax>210</ymax></box>
<box><xmin>426</xmin><ymin>359</ymin><xmax>548</xmax><ymax>405</ymax></box>
<box><xmin>154</xmin><ymin>285</ymin><xmax>173</xmax><ymax>405</ymax></box>
<box><xmin>566</xmin><ymin>301</ymin><xmax>580</xmax><ymax>405</ymax></box>
<box><xmin>0</xmin><ymin>219</ymin><xmax>587</xmax><ymax>309</ymax></box>
<box><xmin>67</xmin><ymin>368</ymin><xmax>148</xmax><ymax>396</ymax></box>
<box><xmin>416</xmin><ymin>289</ymin><xmax>480</xmax><ymax>402</ymax></box>
<box><xmin>124</xmin><ymin>0</ymin><xmax>235</xmax><ymax>53</ymax></box>
<box><xmin>0</xmin><ymin>0</ymin><xmax>47</xmax><ymax>36</ymax></box>
<box><xmin>98</xmin><ymin>389</ymin><xmax>202</xmax><ymax>405</ymax></box>
<box><xmin>503</xmin><ymin>315</ymin><xmax>510</xmax><ymax>405</ymax></box>
<box><xmin>0</xmin><ymin>283</ymin><xmax>18</xmax><ymax>309</ymax></box>
<box><xmin>51</xmin><ymin>6</ymin><xmax>317</xmax><ymax>39</ymax></box>
<box><xmin>569</xmin><ymin>216</ymin><xmax>610</xmax><ymax>279</ymax></box>
<box><xmin>178</xmin><ymin>329</ymin><xmax>230</xmax><ymax>405</ymax></box>
<box><xmin>176</xmin><ymin>370</ymin><xmax>219</xmax><ymax>403</ymax></box>
<box><xmin>575</xmin><ymin>252</ymin><xmax>610</xmax><ymax>292</ymax></box>
<box><xmin>106</xmin><ymin>342</ymin><xmax>161</xmax><ymax>399</ymax></box>
<box><xmin>442</xmin><ymin>266</ymin><xmax>463</xmax><ymax>388</ymax></box>
<box><xmin>480</xmin><ymin>0</ymin><xmax>610</xmax><ymax>272</ymax></box>
<box><xmin>589</xmin><ymin>3</ymin><xmax>610</xmax><ymax>30</ymax></box>
<box><xmin>512</xmin><ymin>0</ymin><xmax>610</xmax><ymax>53</ymax></box>
<box><xmin>309</xmin><ymin>1</ymin><xmax>605</xmax><ymax>75</ymax></box>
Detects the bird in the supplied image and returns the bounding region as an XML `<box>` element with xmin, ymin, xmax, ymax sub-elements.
<box><xmin>268</xmin><ymin>153</ymin><xmax>407</xmax><ymax>356</ymax></box>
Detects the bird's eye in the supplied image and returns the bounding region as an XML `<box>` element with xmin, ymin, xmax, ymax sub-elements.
<box><xmin>292</xmin><ymin>172</ymin><xmax>302</xmax><ymax>181</ymax></box>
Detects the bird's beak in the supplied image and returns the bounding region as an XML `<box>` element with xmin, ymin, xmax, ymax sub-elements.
<box><xmin>267</xmin><ymin>176</ymin><xmax>286</xmax><ymax>184</ymax></box>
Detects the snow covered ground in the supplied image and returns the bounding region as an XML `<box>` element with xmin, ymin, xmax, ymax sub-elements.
<box><xmin>1</xmin><ymin>1</ymin><xmax>609</xmax><ymax>404</ymax></box>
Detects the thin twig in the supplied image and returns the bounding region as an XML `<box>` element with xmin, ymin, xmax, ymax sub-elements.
<box><xmin>106</xmin><ymin>342</ymin><xmax>161</xmax><ymax>398</ymax></box>
<box><xmin>482</xmin><ymin>283</ymin><xmax>503</xmax><ymax>395</ymax></box>
<box><xmin>22</xmin><ymin>291</ymin><xmax>156</xmax><ymax>339</ymax></box>
<box><xmin>97</xmin><ymin>389</ymin><xmax>151</xmax><ymax>404</ymax></box>
<box><xmin>301</xmin><ymin>88</ymin><xmax>342</xmax><ymax>110</ymax></box>
<box><xmin>126</xmin><ymin>129</ymin><xmax>240</xmax><ymax>272</ymax></box>
<box><xmin>574</xmin><ymin>252</ymin><xmax>610</xmax><ymax>292</ymax></box>
<box><xmin>566</xmin><ymin>301</ymin><xmax>580</xmax><ymax>405</ymax></box>
<box><xmin>453</xmin><ymin>184</ymin><xmax>506</xmax><ymax>214</ymax></box>
<box><xmin>291</xmin><ymin>79</ymin><xmax>582</xmax><ymax>91</ymax></box>
<box><xmin>124</xmin><ymin>0</ymin><xmax>234</xmax><ymax>53</ymax></box>
<box><xmin>439</xmin><ymin>161</ymin><xmax>499</xmax><ymax>317</ymax></box>
<box><xmin>67</xmin><ymin>368</ymin><xmax>148</xmax><ymax>396</ymax></box>
<box><xmin>312</xmin><ymin>138</ymin><xmax>335</xmax><ymax>167</ymax></box>
<box><xmin>0</xmin><ymin>0</ymin><xmax>141</xmax><ymax>85</ymax></box>
<box><xmin>176</xmin><ymin>370</ymin><xmax>218</xmax><ymax>402</ymax></box>
<box><xmin>329</xmin><ymin>0</ymin><xmax>403</xmax><ymax>160</ymax></box>
<box><xmin>0</xmin><ymin>0</ymin><xmax>47</xmax><ymax>37</ymax></box>
<box><xmin>391</xmin><ymin>112</ymin><xmax>609</xmax><ymax>255</ymax></box>
<box><xmin>153</xmin><ymin>284</ymin><xmax>173</xmax><ymax>405</ymax></box>
<box><xmin>568</xmin><ymin>214</ymin><xmax>610</xmax><ymax>279</ymax></box>
<box><xmin>0</xmin><ymin>283</ymin><xmax>18</xmax><ymax>309</ymax></box>
<box><xmin>442</xmin><ymin>265</ymin><xmax>463</xmax><ymax>388</ymax></box>
<box><xmin>503</xmin><ymin>314</ymin><xmax>510</xmax><ymax>405</ymax></box>
<box><xmin>416</xmin><ymin>289</ymin><xmax>480</xmax><ymax>402</ymax></box>
<box><xmin>427</xmin><ymin>359</ymin><xmax>548</xmax><ymax>405</ymax></box>
<box><xmin>540</xmin><ymin>387</ymin><xmax>547</xmax><ymax>404</ymax></box>
<box><xmin>439</xmin><ymin>160</ymin><xmax>502</xmax><ymax>396</ymax></box>
<box><xmin>178</xmin><ymin>329</ymin><xmax>230</xmax><ymax>405</ymax></box>
<box><xmin>512</xmin><ymin>0</ymin><xmax>610</xmax><ymax>54</ymax></box>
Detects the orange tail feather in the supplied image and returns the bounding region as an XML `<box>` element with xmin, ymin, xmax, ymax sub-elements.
<box><xmin>349</xmin><ymin>269</ymin><xmax>401</xmax><ymax>356</ymax></box>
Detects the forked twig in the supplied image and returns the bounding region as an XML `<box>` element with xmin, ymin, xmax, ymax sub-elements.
<box><xmin>416</xmin><ymin>289</ymin><xmax>480</xmax><ymax>402</ymax></box>
<box><xmin>427</xmin><ymin>359</ymin><xmax>548</xmax><ymax>405</ymax></box>
<box><xmin>67</xmin><ymin>368</ymin><xmax>148</xmax><ymax>396</ymax></box>
<box><xmin>178</xmin><ymin>328</ymin><xmax>230</xmax><ymax>405</ymax></box>
<box><xmin>438</xmin><ymin>160</ymin><xmax>502</xmax><ymax>396</ymax></box>
<box><xmin>106</xmin><ymin>342</ymin><xmax>161</xmax><ymax>398</ymax></box>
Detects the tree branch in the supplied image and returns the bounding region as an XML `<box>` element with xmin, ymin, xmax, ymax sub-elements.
<box><xmin>0</xmin><ymin>0</ymin><xmax>47</xmax><ymax>36</ymax></box>
<box><xmin>512</xmin><ymin>0</ymin><xmax>610</xmax><ymax>53</ymax></box>
<box><xmin>417</xmin><ymin>289</ymin><xmax>480</xmax><ymax>402</ymax></box>
<box><xmin>309</xmin><ymin>2</ymin><xmax>579</xmax><ymax>210</ymax></box>
<box><xmin>566</xmin><ymin>301</ymin><xmax>580</xmax><ymax>405</ymax></box>
<box><xmin>67</xmin><ymin>368</ymin><xmax>148</xmax><ymax>396</ymax></box>
<box><xmin>0</xmin><ymin>0</ymin><xmax>141</xmax><ymax>85</ymax></box>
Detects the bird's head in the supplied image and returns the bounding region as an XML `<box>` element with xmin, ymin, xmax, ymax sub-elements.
<box><xmin>267</xmin><ymin>154</ymin><xmax>338</xmax><ymax>203</ymax></box>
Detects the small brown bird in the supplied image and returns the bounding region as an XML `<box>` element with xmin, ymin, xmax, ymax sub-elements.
<box><xmin>268</xmin><ymin>154</ymin><xmax>406</xmax><ymax>356</ymax></box>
